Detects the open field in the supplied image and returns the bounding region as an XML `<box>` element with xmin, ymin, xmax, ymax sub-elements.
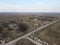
<box><xmin>31</xmin><ymin>20</ymin><xmax>60</xmax><ymax>45</ymax></box>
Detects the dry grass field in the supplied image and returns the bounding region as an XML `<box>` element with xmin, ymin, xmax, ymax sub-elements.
<box><xmin>38</xmin><ymin>20</ymin><xmax>60</xmax><ymax>45</ymax></box>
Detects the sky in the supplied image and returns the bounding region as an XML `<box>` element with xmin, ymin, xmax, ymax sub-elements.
<box><xmin>0</xmin><ymin>0</ymin><xmax>60</xmax><ymax>12</ymax></box>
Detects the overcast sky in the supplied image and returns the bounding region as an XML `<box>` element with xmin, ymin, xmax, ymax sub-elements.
<box><xmin>0</xmin><ymin>0</ymin><xmax>60</xmax><ymax>12</ymax></box>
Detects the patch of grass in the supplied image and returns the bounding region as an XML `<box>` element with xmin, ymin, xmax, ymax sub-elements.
<box><xmin>35</xmin><ymin>21</ymin><xmax>60</xmax><ymax>45</ymax></box>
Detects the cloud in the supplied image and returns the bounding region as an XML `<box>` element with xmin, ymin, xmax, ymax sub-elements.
<box><xmin>0</xmin><ymin>2</ymin><xmax>60</xmax><ymax>12</ymax></box>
